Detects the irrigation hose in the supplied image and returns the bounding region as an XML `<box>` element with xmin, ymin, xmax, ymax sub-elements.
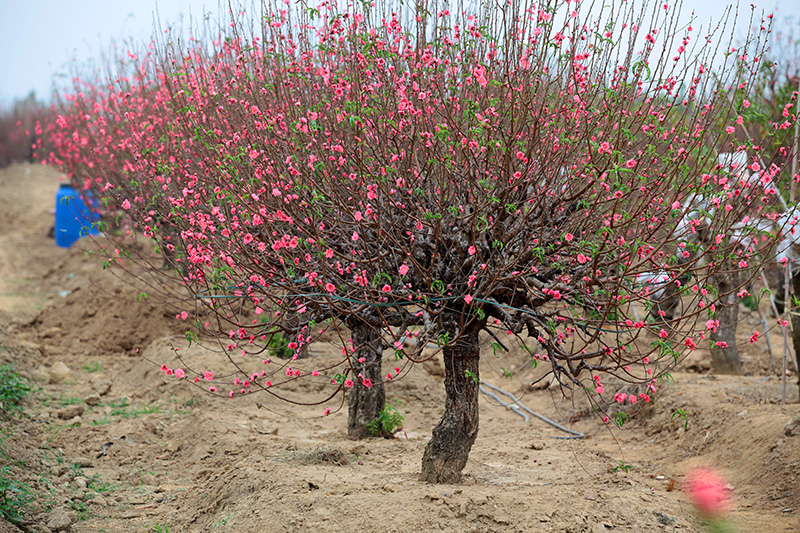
<box><xmin>479</xmin><ymin>381</ymin><xmax>585</xmax><ymax>439</ymax></box>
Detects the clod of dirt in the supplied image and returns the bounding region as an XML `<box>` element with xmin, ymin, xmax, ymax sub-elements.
<box><xmin>89</xmin><ymin>377</ymin><xmax>111</xmax><ymax>396</ymax></box>
<box><xmin>51</xmin><ymin>465</ymin><xmax>69</xmax><ymax>477</ymax></box>
<box><xmin>785</xmin><ymin>414</ymin><xmax>800</xmax><ymax>437</ymax></box>
<box><xmin>42</xmin><ymin>326</ymin><xmax>64</xmax><ymax>339</ymax></box>
<box><xmin>56</xmin><ymin>404</ymin><xmax>84</xmax><ymax>419</ymax></box>
<box><xmin>71</xmin><ymin>457</ymin><xmax>93</xmax><ymax>468</ymax></box>
<box><xmin>84</xmin><ymin>393</ymin><xmax>101</xmax><ymax>406</ymax></box>
<box><xmin>46</xmin><ymin>508</ymin><xmax>78</xmax><ymax>531</ymax></box>
<box><xmin>48</xmin><ymin>361</ymin><xmax>71</xmax><ymax>383</ymax></box>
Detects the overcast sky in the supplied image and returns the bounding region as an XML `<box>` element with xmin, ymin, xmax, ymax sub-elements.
<box><xmin>0</xmin><ymin>0</ymin><xmax>798</xmax><ymax>107</ymax></box>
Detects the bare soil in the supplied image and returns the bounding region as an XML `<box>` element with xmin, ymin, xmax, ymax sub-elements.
<box><xmin>1</xmin><ymin>163</ymin><xmax>799</xmax><ymax>533</ymax></box>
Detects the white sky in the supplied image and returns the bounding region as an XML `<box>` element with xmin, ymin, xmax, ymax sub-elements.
<box><xmin>0</xmin><ymin>0</ymin><xmax>798</xmax><ymax>107</ymax></box>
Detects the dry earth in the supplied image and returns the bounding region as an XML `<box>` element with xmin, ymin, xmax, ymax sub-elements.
<box><xmin>1</xmin><ymin>163</ymin><xmax>799</xmax><ymax>532</ymax></box>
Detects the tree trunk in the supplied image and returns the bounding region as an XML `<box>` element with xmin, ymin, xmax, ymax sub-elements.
<box><xmin>347</xmin><ymin>323</ymin><xmax>386</xmax><ymax>439</ymax></box>
<box><xmin>420</xmin><ymin>328</ymin><xmax>480</xmax><ymax>483</ymax></box>
<box><xmin>709</xmin><ymin>269</ymin><xmax>742</xmax><ymax>375</ymax></box>
<box><xmin>791</xmin><ymin>271</ymin><xmax>800</xmax><ymax>398</ymax></box>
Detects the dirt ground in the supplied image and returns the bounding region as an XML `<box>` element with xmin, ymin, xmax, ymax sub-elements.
<box><xmin>1</xmin><ymin>162</ymin><xmax>799</xmax><ymax>533</ymax></box>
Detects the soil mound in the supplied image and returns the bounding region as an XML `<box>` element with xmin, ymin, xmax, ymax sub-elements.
<box><xmin>1</xmin><ymin>163</ymin><xmax>799</xmax><ymax>532</ymax></box>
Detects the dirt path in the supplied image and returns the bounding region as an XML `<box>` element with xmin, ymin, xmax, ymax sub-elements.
<box><xmin>0</xmin><ymin>164</ymin><xmax>62</xmax><ymax>317</ymax></box>
<box><xmin>1</xmin><ymin>163</ymin><xmax>799</xmax><ymax>532</ymax></box>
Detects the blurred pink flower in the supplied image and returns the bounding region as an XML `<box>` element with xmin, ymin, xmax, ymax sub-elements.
<box><xmin>684</xmin><ymin>467</ymin><xmax>730</xmax><ymax>517</ymax></box>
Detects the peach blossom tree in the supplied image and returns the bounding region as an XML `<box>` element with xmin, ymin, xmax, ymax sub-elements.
<box><xmin>44</xmin><ymin>0</ymin><xmax>797</xmax><ymax>482</ymax></box>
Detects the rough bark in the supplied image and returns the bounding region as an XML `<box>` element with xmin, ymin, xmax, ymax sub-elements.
<box><xmin>420</xmin><ymin>328</ymin><xmax>480</xmax><ymax>483</ymax></box>
<box><xmin>347</xmin><ymin>323</ymin><xmax>386</xmax><ymax>439</ymax></box>
<box><xmin>791</xmin><ymin>271</ymin><xmax>800</xmax><ymax>397</ymax></box>
<box><xmin>709</xmin><ymin>269</ymin><xmax>743</xmax><ymax>375</ymax></box>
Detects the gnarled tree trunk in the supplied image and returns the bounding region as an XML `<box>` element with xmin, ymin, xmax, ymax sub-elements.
<box><xmin>709</xmin><ymin>268</ymin><xmax>742</xmax><ymax>374</ymax></box>
<box><xmin>420</xmin><ymin>327</ymin><xmax>480</xmax><ymax>483</ymax></box>
<box><xmin>347</xmin><ymin>323</ymin><xmax>386</xmax><ymax>439</ymax></box>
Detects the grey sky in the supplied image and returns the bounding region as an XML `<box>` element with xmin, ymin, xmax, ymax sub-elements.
<box><xmin>0</xmin><ymin>0</ymin><xmax>798</xmax><ymax>107</ymax></box>
<box><xmin>0</xmin><ymin>0</ymin><xmax>214</xmax><ymax>106</ymax></box>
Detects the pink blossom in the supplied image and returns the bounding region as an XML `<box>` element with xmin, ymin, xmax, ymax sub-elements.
<box><xmin>362</xmin><ymin>378</ymin><xmax>372</xmax><ymax>388</ymax></box>
<box><xmin>382</xmin><ymin>284</ymin><xmax>392</xmax><ymax>292</ymax></box>
<box><xmin>684</xmin><ymin>467</ymin><xmax>730</xmax><ymax>517</ymax></box>
<box><xmin>121</xmin><ymin>199</ymin><xmax>131</xmax><ymax>210</ymax></box>
<box><xmin>325</xmin><ymin>282</ymin><xmax>336</xmax><ymax>293</ymax></box>
<box><xmin>344</xmin><ymin>379</ymin><xmax>354</xmax><ymax>388</ymax></box>
<box><xmin>464</xmin><ymin>294</ymin><xmax>474</xmax><ymax>304</ymax></box>
<box><xmin>564</xmin><ymin>233</ymin><xmax>574</xmax><ymax>242</ymax></box>
<box><xmin>399</xmin><ymin>264</ymin><xmax>409</xmax><ymax>275</ymax></box>
<box><xmin>626</xmin><ymin>158</ymin><xmax>637</xmax><ymax>168</ymax></box>
<box><xmin>468</xmin><ymin>245</ymin><xmax>476</xmax><ymax>255</ymax></box>
<box><xmin>473</xmin><ymin>65</ymin><xmax>488</xmax><ymax>88</ymax></box>
<box><xmin>352</xmin><ymin>231</ymin><xmax>360</xmax><ymax>241</ymax></box>
<box><xmin>175</xmin><ymin>368</ymin><xmax>185</xmax><ymax>379</ymax></box>
<box><xmin>323</xmin><ymin>407</ymin><xmax>331</xmax><ymax>416</ymax></box>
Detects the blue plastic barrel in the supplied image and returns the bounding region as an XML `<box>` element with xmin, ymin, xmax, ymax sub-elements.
<box><xmin>55</xmin><ymin>184</ymin><xmax>100</xmax><ymax>248</ymax></box>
